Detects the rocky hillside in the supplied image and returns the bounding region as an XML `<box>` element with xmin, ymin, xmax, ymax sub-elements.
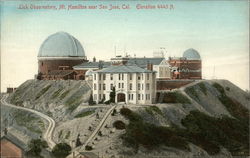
<box><xmin>2</xmin><ymin>79</ymin><xmax>249</xmax><ymax>158</ymax></box>
<box><xmin>7</xmin><ymin>79</ymin><xmax>92</xmax><ymax>121</ymax></box>
<box><xmin>83</xmin><ymin>80</ymin><xmax>249</xmax><ymax>158</ymax></box>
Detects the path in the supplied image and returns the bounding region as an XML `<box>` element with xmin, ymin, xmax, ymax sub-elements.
<box><xmin>1</xmin><ymin>94</ymin><xmax>56</xmax><ymax>149</ymax></box>
<box><xmin>81</xmin><ymin>104</ymin><xmax>117</xmax><ymax>149</ymax></box>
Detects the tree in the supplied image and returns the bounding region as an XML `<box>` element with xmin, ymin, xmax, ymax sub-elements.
<box><xmin>52</xmin><ymin>143</ymin><xmax>71</xmax><ymax>158</ymax></box>
<box><xmin>109</xmin><ymin>87</ymin><xmax>116</xmax><ymax>103</ymax></box>
<box><xmin>26</xmin><ymin>139</ymin><xmax>48</xmax><ymax>157</ymax></box>
<box><xmin>75</xmin><ymin>134</ymin><xmax>82</xmax><ymax>147</ymax></box>
<box><xmin>88</xmin><ymin>94</ymin><xmax>95</xmax><ymax>105</ymax></box>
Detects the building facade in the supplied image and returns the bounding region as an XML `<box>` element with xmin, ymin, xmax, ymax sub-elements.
<box><xmin>92</xmin><ymin>65</ymin><xmax>156</xmax><ymax>104</ymax></box>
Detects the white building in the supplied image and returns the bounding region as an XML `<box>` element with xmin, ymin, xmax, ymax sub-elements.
<box><xmin>92</xmin><ymin>65</ymin><xmax>156</xmax><ymax>104</ymax></box>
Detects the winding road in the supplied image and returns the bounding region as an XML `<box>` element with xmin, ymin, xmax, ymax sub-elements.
<box><xmin>1</xmin><ymin>94</ymin><xmax>56</xmax><ymax>149</ymax></box>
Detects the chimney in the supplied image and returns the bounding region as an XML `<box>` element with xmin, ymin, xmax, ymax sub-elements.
<box><xmin>147</xmin><ymin>63</ymin><xmax>153</xmax><ymax>71</ymax></box>
<box><xmin>93</xmin><ymin>57</ymin><xmax>96</xmax><ymax>62</ymax></box>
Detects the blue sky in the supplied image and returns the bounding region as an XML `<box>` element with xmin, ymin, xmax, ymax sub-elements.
<box><xmin>1</xmin><ymin>0</ymin><xmax>249</xmax><ymax>91</ymax></box>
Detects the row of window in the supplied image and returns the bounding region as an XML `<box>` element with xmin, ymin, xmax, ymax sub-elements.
<box><xmin>94</xmin><ymin>83</ymin><xmax>151</xmax><ymax>91</ymax></box>
<box><xmin>93</xmin><ymin>93</ymin><xmax>151</xmax><ymax>101</ymax></box>
<box><xmin>93</xmin><ymin>73</ymin><xmax>151</xmax><ymax>81</ymax></box>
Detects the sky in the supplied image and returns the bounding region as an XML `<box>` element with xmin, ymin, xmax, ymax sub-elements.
<box><xmin>0</xmin><ymin>0</ymin><xmax>249</xmax><ymax>92</ymax></box>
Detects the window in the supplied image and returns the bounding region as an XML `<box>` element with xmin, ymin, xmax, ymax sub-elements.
<box><xmin>119</xmin><ymin>74</ymin><xmax>121</xmax><ymax>80</ymax></box>
<box><xmin>141</xmin><ymin>74</ymin><xmax>144</xmax><ymax>80</ymax></box>
<box><xmin>103</xmin><ymin>94</ymin><xmax>105</xmax><ymax>100</ymax></box>
<box><xmin>122</xmin><ymin>83</ymin><xmax>124</xmax><ymax>88</ymax></box>
<box><xmin>94</xmin><ymin>74</ymin><xmax>96</xmax><ymax>80</ymax></box>
<box><xmin>130</xmin><ymin>74</ymin><xmax>132</xmax><ymax>80</ymax></box>
<box><xmin>138</xmin><ymin>74</ymin><xmax>141</xmax><ymax>80</ymax></box>
<box><xmin>142</xmin><ymin>84</ymin><xmax>144</xmax><ymax>90</ymax></box>
<box><xmin>146</xmin><ymin>83</ymin><xmax>150</xmax><ymax>90</ymax></box>
<box><xmin>103</xmin><ymin>84</ymin><xmax>106</xmax><ymax>90</ymax></box>
<box><xmin>122</xmin><ymin>74</ymin><xmax>124</xmax><ymax>80</ymax></box>
<box><xmin>110</xmin><ymin>84</ymin><xmax>113</xmax><ymax>90</ymax></box>
<box><xmin>94</xmin><ymin>94</ymin><xmax>97</xmax><ymax>100</ymax></box>
<box><xmin>128</xmin><ymin>94</ymin><xmax>130</xmax><ymax>100</ymax></box>
<box><xmin>99</xmin><ymin>74</ymin><xmax>101</xmax><ymax>80</ymax></box>
<box><xmin>148</xmin><ymin>94</ymin><xmax>150</xmax><ymax>100</ymax></box>
<box><xmin>142</xmin><ymin>94</ymin><xmax>144</xmax><ymax>100</ymax></box>
<box><xmin>94</xmin><ymin>84</ymin><xmax>96</xmax><ymax>90</ymax></box>
<box><xmin>110</xmin><ymin>74</ymin><xmax>113</xmax><ymax>80</ymax></box>
<box><xmin>147</xmin><ymin>74</ymin><xmax>149</xmax><ymax>80</ymax></box>
<box><xmin>118</xmin><ymin>83</ymin><xmax>121</xmax><ymax>88</ymax></box>
<box><xmin>138</xmin><ymin>94</ymin><xmax>140</xmax><ymax>100</ymax></box>
<box><xmin>103</xmin><ymin>74</ymin><xmax>106</xmax><ymax>80</ymax></box>
<box><xmin>138</xmin><ymin>83</ymin><xmax>140</xmax><ymax>90</ymax></box>
<box><xmin>131</xmin><ymin>94</ymin><xmax>134</xmax><ymax>100</ymax></box>
<box><xmin>129</xmin><ymin>83</ymin><xmax>132</xmax><ymax>90</ymax></box>
<box><xmin>99</xmin><ymin>94</ymin><xmax>101</xmax><ymax>100</ymax></box>
<box><xmin>99</xmin><ymin>84</ymin><xmax>101</xmax><ymax>90</ymax></box>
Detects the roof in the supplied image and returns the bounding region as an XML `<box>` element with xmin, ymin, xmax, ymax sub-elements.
<box><xmin>38</xmin><ymin>32</ymin><xmax>85</xmax><ymax>58</ymax></box>
<box><xmin>73</xmin><ymin>62</ymin><xmax>111</xmax><ymax>69</ymax></box>
<box><xmin>183</xmin><ymin>48</ymin><xmax>201</xmax><ymax>60</ymax></box>
<box><xmin>1</xmin><ymin>134</ymin><xmax>28</xmax><ymax>151</ymax></box>
<box><xmin>126</xmin><ymin>57</ymin><xmax>165</xmax><ymax>68</ymax></box>
<box><xmin>96</xmin><ymin>65</ymin><xmax>154</xmax><ymax>73</ymax></box>
<box><xmin>47</xmin><ymin>70</ymin><xmax>75</xmax><ymax>76</ymax></box>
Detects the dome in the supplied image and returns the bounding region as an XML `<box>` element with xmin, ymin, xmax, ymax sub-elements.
<box><xmin>183</xmin><ymin>48</ymin><xmax>201</xmax><ymax>60</ymax></box>
<box><xmin>38</xmin><ymin>32</ymin><xmax>85</xmax><ymax>58</ymax></box>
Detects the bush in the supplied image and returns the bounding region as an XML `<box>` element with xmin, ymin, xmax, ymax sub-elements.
<box><xmin>161</xmin><ymin>91</ymin><xmax>191</xmax><ymax>104</ymax></box>
<box><xmin>113</xmin><ymin>120</ymin><xmax>126</xmax><ymax>130</ymax></box>
<box><xmin>85</xmin><ymin>145</ymin><xmax>93</xmax><ymax>151</ymax></box>
<box><xmin>104</xmin><ymin>100</ymin><xmax>111</xmax><ymax>105</ymax></box>
<box><xmin>111</xmin><ymin>109</ymin><xmax>117</xmax><ymax>116</ymax></box>
<box><xmin>26</xmin><ymin>139</ymin><xmax>48</xmax><ymax>157</ymax></box>
<box><xmin>145</xmin><ymin>106</ymin><xmax>163</xmax><ymax>116</ymax></box>
<box><xmin>52</xmin><ymin>143</ymin><xmax>71</xmax><ymax>158</ymax></box>
<box><xmin>74</xmin><ymin>110</ymin><xmax>95</xmax><ymax>118</ymax></box>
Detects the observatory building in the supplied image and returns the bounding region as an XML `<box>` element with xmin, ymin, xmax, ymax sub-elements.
<box><xmin>169</xmin><ymin>48</ymin><xmax>202</xmax><ymax>79</ymax></box>
<box><xmin>37</xmin><ymin>32</ymin><xmax>87</xmax><ymax>80</ymax></box>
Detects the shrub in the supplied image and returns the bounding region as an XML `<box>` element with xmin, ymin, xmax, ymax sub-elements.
<box><xmin>52</xmin><ymin>143</ymin><xmax>71</xmax><ymax>158</ymax></box>
<box><xmin>26</xmin><ymin>139</ymin><xmax>48</xmax><ymax>157</ymax></box>
<box><xmin>113</xmin><ymin>120</ymin><xmax>126</xmax><ymax>130</ymax></box>
<box><xmin>161</xmin><ymin>91</ymin><xmax>191</xmax><ymax>104</ymax></box>
<box><xmin>74</xmin><ymin>110</ymin><xmax>95</xmax><ymax>118</ymax></box>
<box><xmin>198</xmin><ymin>82</ymin><xmax>207</xmax><ymax>95</ymax></box>
<box><xmin>111</xmin><ymin>109</ymin><xmax>117</xmax><ymax>116</ymax></box>
<box><xmin>35</xmin><ymin>85</ymin><xmax>52</xmax><ymax>100</ymax></box>
<box><xmin>226</xmin><ymin>87</ymin><xmax>230</xmax><ymax>91</ymax></box>
<box><xmin>145</xmin><ymin>106</ymin><xmax>163</xmax><ymax>116</ymax></box>
<box><xmin>85</xmin><ymin>145</ymin><xmax>93</xmax><ymax>151</ymax></box>
<box><xmin>88</xmin><ymin>94</ymin><xmax>95</xmax><ymax>105</ymax></box>
<box><xmin>104</xmin><ymin>100</ymin><xmax>111</xmax><ymax>105</ymax></box>
<box><xmin>212</xmin><ymin>83</ymin><xmax>225</xmax><ymax>94</ymax></box>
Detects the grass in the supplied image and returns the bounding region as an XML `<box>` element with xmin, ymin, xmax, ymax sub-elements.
<box><xmin>120</xmin><ymin>107</ymin><xmax>249</xmax><ymax>156</ymax></box>
<box><xmin>35</xmin><ymin>85</ymin><xmax>52</xmax><ymax>100</ymax></box>
<box><xmin>198</xmin><ymin>82</ymin><xmax>207</xmax><ymax>95</ymax></box>
<box><xmin>113</xmin><ymin>120</ymin><xmax>126</xmax><ymax>130</ymax></box>
<box><xmin>58</xmin><ymin>130</ymin><xmax>63</xmax><ymax>139</ymax></box>
<box><xmin>13</xmin><ymin>111</ymin><xmax>43</xmax><ymax>134</ymax></box>
<box><xmin>65</xmin><ymin>96</ymin><xmax>83</xmax><ymax>112</ymax></box>
<box><xmin>65</xmin><ymin>131</ymin><xmax>70</xmax><ymax>139</ymax></box>
<box><xmin>185</xmin><ymin>86</ymin><xmax>199</xmax><ymax>101</ymax></box>
<box><xmin>159</xmin><ymin>91</ymin><xmax>191</xmax><ymax>104</ymax></box>
<box><xmin>51</xmin><ymin>88</ymin><xmax>63</xmax><ymax>99</ymax></box>
<box><xmin>74</xmin><ymin>110</ymin><xmax>95</xmax><ymax>118</ymax></box>
<box><xmin>145</xmin><ymin>106</ymin><xmax>163</xmax><ymax>116</ymax></box>
<box><xmin>59</xmin><ymin>90</ymin><xmax>70</xmax><ymax>100</ymax></box>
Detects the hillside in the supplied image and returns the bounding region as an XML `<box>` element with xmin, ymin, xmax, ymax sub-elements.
<box><xmin>7</xmin><ymin>79</ymin><xmax>92</xmax><ymax>121</ymax></box>
<box><xmin>1</xmin><ymin>79</ymin><xmax>249</xmax><ymax>158</ymax></box>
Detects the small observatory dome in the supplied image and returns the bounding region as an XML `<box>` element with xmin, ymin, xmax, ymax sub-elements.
<box><xmin>38</xmin><ymin>32</ymin><xmax>85</xmax><ymax>58</ymax></box>
<box><xmin>183</xmin><ymin>48</ymin><xmax>201</xmax><ymax>60</ymax></box>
